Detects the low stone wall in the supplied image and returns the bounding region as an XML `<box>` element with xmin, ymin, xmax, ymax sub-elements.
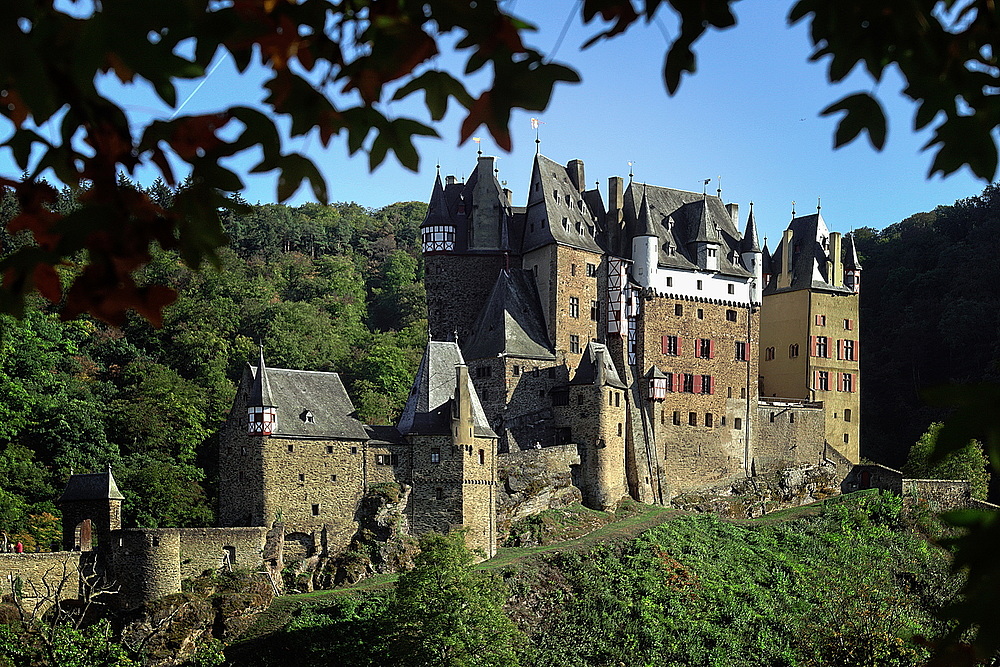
<box><xmin>902</xmin><ymin>479</ymin><xmax>971</xmax><ymax>510</ymax></box>
<box><xmin>841</xmin><ymin>464</ymin><xmax>903</xmax><ymax>495</ymax></box>
<box><xmin>498</xmin><ymin>444</ymin><xmax>581</xmax><ymax>531</ymax></box>
<box><xmin>0</xmin><ymin>551</ymin><xmax>84</xmax><ymax>612</ymax></box>
<box><xmin>178</xmin><ymin>527</ymin><xmax>269</xmax><ymax>580</ymax></box>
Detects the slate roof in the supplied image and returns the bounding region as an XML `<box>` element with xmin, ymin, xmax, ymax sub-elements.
<box><xmin>570</xmin><ymin>342</ymin><xmax>628</xmax><ymax>389</ymax></box>
<box><xmin>764</xmin><ymin>212</ymin><xmax>855</xmax><ymax>294</ymax></box>
<box><xmin>739</xmin><ymin>203</ymin><xmax>761</xmax><ymax>253</ymax></box>
<box><xmin>248</xmin><ymin>346</ymin><xmax>275</xmax><ymax>407</ymax></box>
<box><xmin>621</xmin><ymin>182</ymin><xmax>750</xmax><ymax>278</ymax></box>
<box><xmin>397</xmin><ymin>341</ymin><xmax>497</xmax><ymax>438</ymax></box>
<box><xmin>462</xmin><ymin>269</ymin><xmax>555</xmax><ymax>362</ymax></box>
<box><xmin>420</xmin><ymin>158</ymin><xmax>511</xmax><ymax>254</ymax></box>
<box><xmin>521</xmin><ymin>154</ymin><xmax>605</xmax><ymax>254</ymax></box>
<box><xmin>59</xmin><ymin>471</ymin><xmax>125</xmax><ymax>502</ymax></box>
<box><xmin>844</xmin><ymin>233</ymin><xmax>862</xmax><ymax>270</ymax></box>
<box><xmin>248</xmin><ymin>364</ymin><xmax>369</xmax><ymax>440</ymax></box>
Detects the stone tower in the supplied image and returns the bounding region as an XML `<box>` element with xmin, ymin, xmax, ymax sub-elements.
<box><xmin>397</xmin><ymin>340</ymin><xmax>499</xmax><ymax>557</ymax></box>
<box><xmin>58</xmin><ymin>470</ymin><xmax>124</xmax><ymax>552</ymax></box>
<box><xmin>759</xmin><ymin>213</ymin><xmax>861</xmax><ymax>462</ymax></box>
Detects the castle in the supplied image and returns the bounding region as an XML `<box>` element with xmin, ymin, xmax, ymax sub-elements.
<box><xmin>1</xmin><ymin>152</ymin><xmax>864</xmax><ymax>611</ymax></box>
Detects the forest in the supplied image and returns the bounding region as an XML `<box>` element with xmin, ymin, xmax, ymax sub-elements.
<box><xmin>2</xmin><ymin>179</ymin><xmax>1000</xmax><ymax>545</ymax></box>
<box><xmin>0</xmin><ymin>184</ymin><xmax>430</xmax><ymax>546</ymax></box>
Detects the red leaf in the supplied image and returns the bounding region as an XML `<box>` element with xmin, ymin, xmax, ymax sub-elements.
<box><xmin>32</xmin><ymin>264</ymin><xmax>61</xmax><ymax>303</ymax></box>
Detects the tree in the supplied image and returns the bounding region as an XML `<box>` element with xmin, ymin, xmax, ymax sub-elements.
<box><xmin>389</xmin><ymin>531</ymin><xmax>523</xmax><ymax>667</ymax></box>
<box><xmin>4</xmin><ymin>1</ymin><xmax>1000</xmax><ymax>326</ymax></box>
<box><xmin>903</xmin><ymin>423</ymin><xmax>990</xmax><ymax>501</ymax></box>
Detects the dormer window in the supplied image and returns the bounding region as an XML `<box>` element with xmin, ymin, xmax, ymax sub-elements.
<box><xmin>575</xmin><ymin>221</ymin><xmax>582</xmax><ymax>233</ymax></box>
<box><xmin>301</xmin><ymin>410</ymin><xmax>315</xmax><ymax>424</ymax></box>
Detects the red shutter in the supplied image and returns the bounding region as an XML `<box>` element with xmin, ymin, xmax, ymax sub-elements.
<box><xmin>847</xmin><ymin>319</ymin><xmax>854</xmax><ymax>331</ymax></box>
<box><xmin>693</xmin><ymin>375</ymin><xmax>702</xmax><ymax>393</ymax></box>
<box><xmin>837</xmin><ymin>372</ymin><xmax>843</xmax><ymax>392</ymax></box>
<box><xmin>661</xmin><ymin>335</ymin><xmax>668</xmax><ymax>355</ymax></box>
<box><xmin>837</xmin><ymin>339</ymin><xmax>843</xmax><ymax>360</ymax></box>
<box><xmin>676</xmin><ymin>336</ymin><xmax>683</xmax><ymax>356</ymax></box>
<box><xmin>709</xmin><ymin>339</ymin><xmax>715</xmax><ymax>359</ymax></box>
<box><xmin>854</xmin><ymin>340</ymin><xmax>859</xmax><ymax>362</ymax></box>
<box><xmin>709</xmin><ymin>377</ymin><xmax>716</xmax><ymax>395</ymax></box>
<box><xmin>813</xmin><ymin>370</ymin><xmax>819</xmax><ymax>389</ymax></box>
<box><xmin>815</xmin><ymin>314</ymin><xmax>820</xmax><ymax>326</ymax></box>
<box><xmin>693</xmin><ymin>338</ymin><xmax>699</xmax><ymax>357</ymax></box>
<box><xmin>850</xmin><ymin>373</ymin><xmax>857</xmax><ymax>392</ymax></box>
<box><xmin>810</xmin><ymin>336</ymin><xmax>817</xmax><ymax>357</ymax></box>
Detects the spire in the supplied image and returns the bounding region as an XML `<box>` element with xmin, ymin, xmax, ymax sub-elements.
<box><xmin>690</xmin><ymin>194</ymin><xmax>719</xmax><ymax>244</ymax></box>
<box><xmin>420</xmin><ymin>171</ymin><xmax>448</xmax><ymax>230</ymax></box>
<box><xmin>249</xmin><ymin>345</ymin><xmax>275</xmax><ymax>408</ymax></box>
<box><xmin>844</xmin><ymin>233</ymin><xmax>862</xmax><ymax>270</ymax></box>
<box><xmin>635</xmin><ymin>187</ymin><xmax>657</xmax><ymax>237</ymax></box>
<box><xmin>739</xmin><ymin>201</ymin><xmax>761</xmax><ymax>253</ymax></box>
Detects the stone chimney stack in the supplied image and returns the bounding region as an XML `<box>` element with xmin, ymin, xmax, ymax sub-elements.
<box><xmin>566</xmin><ymin>159</ymin><xmax>585</xmax><ymax>192</ymax></box>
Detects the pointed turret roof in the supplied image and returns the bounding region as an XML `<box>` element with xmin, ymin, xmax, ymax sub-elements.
<box><xmin>764</xmin><ymin>212</ymin><xmax>855</xmax><ymax>294</ymax></box>
<box><xmin>844</xmin><ymin>233</ymin><xmax>862</xmax><ymax>270</ymax></box>
<box><xmin>635</xmin><ymin>189</ymin><xmax>657</xmax><ymax>237</ymax></box>
<box><xmin>249</xmin><ymin>346</ymin><xmax>275</xmax><ymax>407</ymax></box>
<box><xmin>419</xmin><ymin>172</ymin><xmax>448</xmax><ymax>229</ymax></box>
<box><xmin>397</xmin><ymin>341</ymin><xmax>497</xmax><ymax>438</ymax></box>
<box><xmin>520</xmin><ymin>153</ymin><xmax>604</xmax><ymax>254</ymax></box>
<box><xmin>59</xmin><ymin>469</ymin><xmax>125</xmax><ymax>503</ymax></box>
<box><xmin>644</xmin><ymin>365</ymin><xmax>667</xmax><ymax>380</ymax></box>
<box><xmin>462</xmin><ymin>269</ymin><xmax>554</xmax><ymax>362</ymax></box>
<box><xmin>761</xmin><ymin>238</ymin><xmax>772</xmax><ymax>275</ymax></box>
<box><xmin>739</xmin><ymin>202</ymin><xmax>761</xmax><ymax>253</ymax></box>
<box><xmin>689</xmin><ymin>194</ymin><xmax>721</xmax><ymax>245</ymax></box>
<box><xmin>570</xmin><ymin>342</ymin><xmax>627</xmax><ymax>389</ymax></box>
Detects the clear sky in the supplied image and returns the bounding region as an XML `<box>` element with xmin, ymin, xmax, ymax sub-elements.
<box><xmin>11</xmin><ymin>2</ymin><xmax>991</xmax><ymax>246</ymax></box>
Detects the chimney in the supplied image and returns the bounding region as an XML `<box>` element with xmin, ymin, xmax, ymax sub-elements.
<box><xmin>595</xmin><ymin>347</ymin><xmax>606</xmax><ymax>387</ymax></box>
<box><xmin>828</xmin><ymin>232</ymin><xmax>842</xmax><ymax>287</ymax></box>
<box><xmin>607</xmin><ymin>176</ymin><xmax>625</xmax><ymax>256</ymax></box>
<box><xmin>445</xmin><ymin>175</ymin><xmax>457</xmax><ymax>186</ymax></box>
<box><xmin>725</xmin><ymin>203</ymin><xmax>739</xmax><ymax>227</ymax></box>
<box><xmin>503</xmin><ymin>188</ymin><xmax>513</xmax><ymax>206</ymax></box>
<box><xmin>477</xmin><ymin>155</ymin><xmax>495</xmax><ymax>177</ymax></box>
<box><xmin>566</xmin><ymin>159</ymin><xmax>585</xmax><ymax>192</ymax></box>
<box><xmin>453</xmin><ymin>364</ymin><xmax>474</xmax><ymax>446</ymax></box>
<box><xmin>780</xmin><ymin>228</ymin><xmax>794</xmax><ymax>288</ymax></box>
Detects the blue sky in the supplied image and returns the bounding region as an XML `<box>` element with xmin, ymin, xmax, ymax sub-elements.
<box><xmin>12</xmin><ymin>2</ymin><xmax>990</xmax><ymax>246</ymax></box>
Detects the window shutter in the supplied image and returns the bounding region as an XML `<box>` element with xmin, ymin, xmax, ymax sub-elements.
<box><xmin>810</xmin><ymin>336</ymin><xmax>817</xmax><ymax>357</ymax></box>
<box><xmin>847</xmin><ymin>318</ymin><xmax>854</xmax><ymax>330</ymax></box>
<box><xmin>854</xmin><ymin>340</ymin><xmax>859</xmax><ymax>362</ymax></box>
<box><xmin>661</xmin><ymin>335</ymin><xmax>668</xmax><ymax>355</ymax></box>
<box><xmin>693</xmin><ymin>375</ymin><xmax>703</xmax><ymax>393</ymax></box>
<box><xmin>837</xmin><ymin>373</ymin><xmax>843</xmax><ymax>392</ymax></box>
<box><xmin>693</xmin><ymin>338</ymin><xmax>699</xmax><ymax>356</ymax></box>
<box><xmin>813</xmin><ymin>370</ymin><xmax>819</xmax><ymax>389</ymax></box>
<box><xmin>850</xmin><ymin>373</ymin><xmax>857</xmax><ymax>392</ymax></box>
<box><xmin>709</xmin><ymin>377</ymin><xmax>716</xmax><ymax>395</ymax></box>
<box><xmin>676</xmin><ymin>336</ymin><xmax>683</xmax><ymax>356</ymax></box>
<box><xmin>709</xmin><ymin>339</ymin><xmax>715</xmax><ymax>359</ymax></box>
<box><xmin>815</xmin><ymin>314</ymin><xmax>820</xmax><ymax>326</ymax></box>
<box><xmin>837</xmin><ymin>339</ymin><xmax>843</xmax><ymax>360</ymax></box>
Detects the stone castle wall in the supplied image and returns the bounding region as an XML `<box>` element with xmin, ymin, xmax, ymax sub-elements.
<box><xmin>636</xmin><ymin>294</ymin><xmax>758</xmax><ymax>499</ymax></box>
<box><xmin>177</xmin><ymin>527</ymin><xmax>269</xmax><ymax>580</ymax></box>
<box><xmin>562</xmin><ymin>383</ymin><xmax>628</xmax><ymax>510</ymax></box>
<box><xmin>218</xmin><ymin>379</ymin><xmax>268</xmax><ymax>527</ymax></box>
<box><xmin>752</xmin><ymin>400</ymin><xmax>827</xmax><ymax>474</ymax></box>
<box><xmin>109</xmin><ymin>529</ymin><xmax>181</xmax><ymax>610</ymax></box>
<box><xmin>0</xmin><ymin>551</ymin><xmax>84</xmax><ymax>612</ymax></box>
<box><xmin>425</xmin><ymin>254</ymin><xmax>508</xmax><ymax>344</ymax></box>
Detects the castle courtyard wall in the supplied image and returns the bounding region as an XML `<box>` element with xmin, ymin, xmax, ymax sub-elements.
<box><xmin>177</xmin><ymin>527</ymin><xmax>269</xmax><ymax>580</ymax></box>
<box><xmin>0</xmin><ymin>551</ymin><xmax>84</xmax><ymax>612</ymax></box>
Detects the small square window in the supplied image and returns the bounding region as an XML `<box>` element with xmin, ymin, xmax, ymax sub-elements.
<box><xmin>675</xmin><ymin>304</ymin><xmax>683</xmax><ymax>316</ymax></box>
<box><xmin>734</xmin><ymin>417</ymin><xmax>742</xmax><ymax>430</ymax></box>
<box><xmin>587</xmin><ymin>263</ymin><xmax>598</xmax><ymax>277</ymax></box>
<box><xmin>311</xmin><ymin>504</ymin><xmax>320</xmax><ymax>516</ymax></box>
<box><xmin>696</xmin><ymin>280</ymin><xmax>703</xmax><ymax>290</ymax></box>
<box><xmin>326</xmin><ymin>445</ymin><xmax>334</xmax><ymax>454</ymax></box>
<box><xmin>287</xmin><ymin>444</ymin><xmax>294</xmax><ymax>453</ymax></box>
<box><xmin>298</xmin><ymin>473</ymin><xmax>305</xmax><ymax>482</ymax></box>
<box><xmin>570</xmin><ymin>334</ymin><xmax>581</xmax><ymax>354</ymax></box>
<box><xmin>727</xmin><ymin>284</ymin><xmax>735</xmax><ymax>294</ymax></box>
<box><xmin>666</xmin><ymin>277</ymin><xmax>673</xmax><ymax>287</ymax></box>
<box><xmin>351</xmin><ymin>446</ymin><xmax>358</xmax><ymax>455</ymax></box>
<box><xmin>431</xmin><ymin>449</ymin><xmax>441</xmax><ymax>464</ymax></box>
<box><xmin>512</xmin><ymin>365</ymin><xmax>520</xmax><ymax>376</ymax></box>
<box><xmin>726</xmin><ymin>309</ymin><xmax>737</xmax><ymax>322</ymax></box>
<box><xmin>689</xmin><ymin>412</ymin><xmax>697</xmax><ymax>426</ymax></box>
<box><xmin>697</xmin><ymin>309</ymin><xmax>704</xmax><ymax>319</ymax></box>
<box><xmin>330</xmin><ymin>474</ymin><xmax>337</xmax><ymax>482</ymax></box>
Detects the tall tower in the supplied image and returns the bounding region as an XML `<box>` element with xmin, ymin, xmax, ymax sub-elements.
<box><xmin>759</xmin><ymin>212</ymin><xmax>861</xmax><ymax>462</ymax></box>
<box><xmin>740</xmin><ymin>203</ymin><xmax>763</xmax><ymax>305</ymax></box>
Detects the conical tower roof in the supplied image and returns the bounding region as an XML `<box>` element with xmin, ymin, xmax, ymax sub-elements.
<box><xmin>844</xmin><ymin>233</ymin><xmax>862</xmax><ymax>270</ymax></box>
<box><xmin>689</xmin><ymin>194</ymin><xmax>721</xmax><ymax>244</ymax></box>
<box><xmin>739</xmin><ymin>202</ymin><xmax>761</xmax><ymax>253</ymax></box>
<box><xmin>249</xmin><ymin>346</ymin><xmax>275</xmax><ymax>407</ymax></box>
<box><xmin>570</xmin><ymin>342</ymin><xmax>627</xmax><ymax>389</ymax></box>
<box><xmin>634</xmin><ymin>189</ymin><xmax>657</xmax><ymax>237</ymax></box>
<box><xmin>420</xmin><ymin>171</ymin><xmax>448</xmax><ymax>229</ymax></box>
<box><xmin>462</xmin><ymin>270</ymin><xmax>554</xmax><ymax>362</ymax></box>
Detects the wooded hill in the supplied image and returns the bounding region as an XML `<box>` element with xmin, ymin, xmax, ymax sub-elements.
<box><xmin>2</xmin><ymin>180</ymin><xmax>1000</xmax><ymax>546</ymax></box>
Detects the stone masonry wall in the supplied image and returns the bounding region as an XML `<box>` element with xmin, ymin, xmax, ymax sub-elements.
<box><xmin>636</xmin><ymin>294</ymin><xmax>758</xmax><ymax>499</ymax></box>
<box><xmin>752</xmin><ymin>401</ymin><xmax>826</xmax><ymax>475</ymax></box>
<box><xmin>498</xmin><ymin>444</ymin><xmax>581</xmax><ymax>530</ymax></box>
<box><xmin>902</xmin><ymin>479</ymin><xmax>972</xmax><ymax>510</ymax></box>
<box><xmin>0</xmin><ymin>551</ymin><xmax>84</xmax><ymax>612</ymax></box>
<box><xmin>108</xmin><ymin>529</ymin><xmax>181</xmax><ymax>610</ymax></box>
<box><xmin>503</xmin><ymin>358</ymin><xmax>566</xmax><ymax>452</ymax></box>
<box><xmin>407</xmin><ymin>434</ymin><xmax>465</xmax><ymax>538</ymax></box>
<box><xmin>563</xmin><ymin>383</ymin><xmax>628</xmax><ymax>510</ymax></box>
<box><xmin>461</xmin><ymin>435</ymin><xmax>498</xmax><ymax>557</ymax></box>
<box><xmin>218</xmin><ymin>377</ymin><xmax>267</xmax><ymax>527</ymax></box>
<box><xmin>261</xmin><ymin>437</ymin><xmax>366</xmax><ymax>550</ymax></box>
<box><xmin>177</xmin><ymin>527</ymin><xmax>269</xmax><ymax>580</ymax></box>
<box><xmin>425</xmin><ymin>253</ymin><xmax>507</xmax><ymax>344</ymax></box>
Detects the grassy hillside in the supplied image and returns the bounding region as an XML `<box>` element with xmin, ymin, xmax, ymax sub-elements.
<box><xmin>228</xmin><ymin>491</ymin><xmax>961</xmax><ymax>667</ymax></box>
